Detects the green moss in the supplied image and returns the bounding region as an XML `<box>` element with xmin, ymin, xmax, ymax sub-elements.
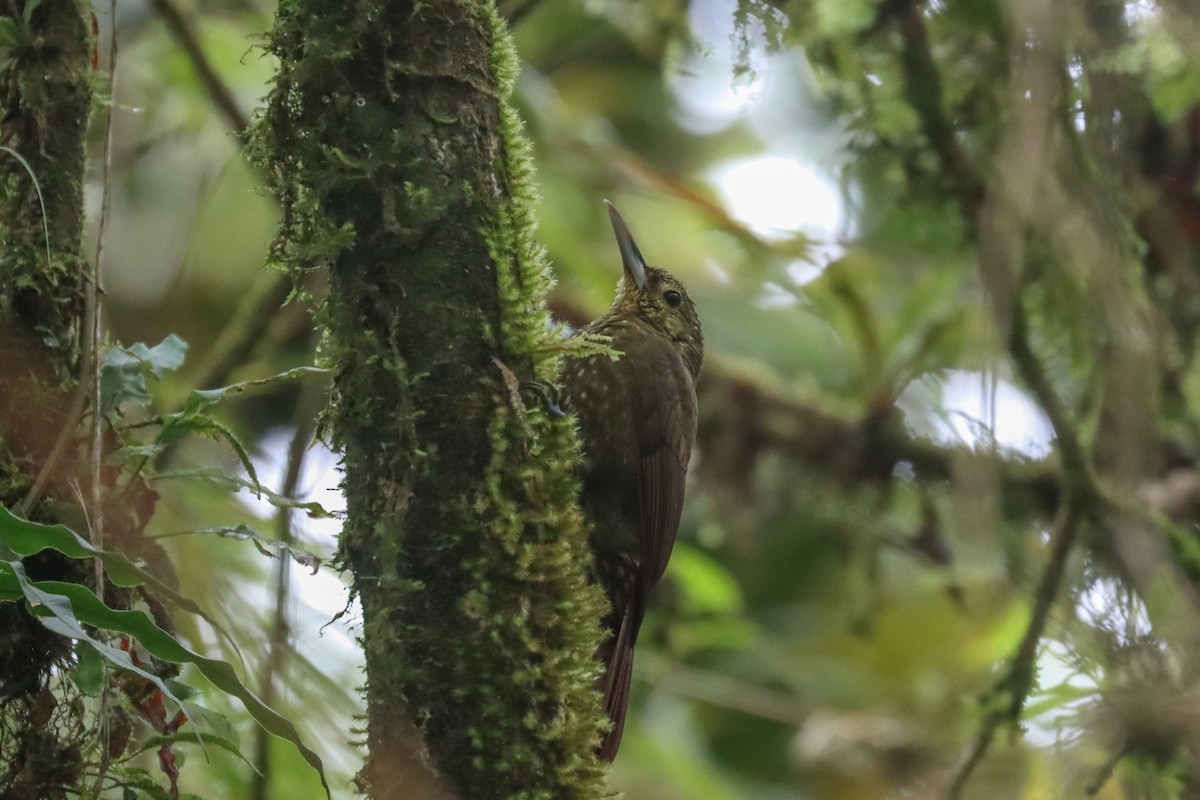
<box><xmin>253</xmin><ymin>0</ymin><xmax>612</xmax><ymax>797</ymax></box>
<box><xmin>0</xmin><ymin>5</ymin><xmax>91</xmax><ymax>798</ymax></box>
<box><xmin>0</xmin><ymin>3</ymin><xmax>90</xmax><ymax>378</ymax></box>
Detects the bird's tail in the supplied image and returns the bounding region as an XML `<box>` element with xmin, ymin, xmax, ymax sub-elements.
<box><xmin>598</xmin><ymin>605</ymin><xmax>641</xmax><ymax>762</ymax></box>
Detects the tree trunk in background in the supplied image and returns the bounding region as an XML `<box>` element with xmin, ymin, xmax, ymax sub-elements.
<box><xmin>255</xmin><ymin>2</ymin><xmax>610</xmax><ymax>798</ymax></box>
<box><xmin>0</xmin><ymin>3</ymin><xmax>91</xmax><ymax>797</ymax></box>
<box><xmin>0</xmin><ymin>2</ymin><xmax>88</xmax><ymax>362</ymax></box>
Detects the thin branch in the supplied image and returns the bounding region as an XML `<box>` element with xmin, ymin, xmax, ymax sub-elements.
<box><xmin>890</xmin><ymin>2</ymin><xmax>1091</xmax><ymax>489</ymax></box>
<box><xmin>147</xmin><ymin>0</ymin><xmax>250</xmax><ymax>138</ymax></box>
<box><xmin>895</xmin><ymin>1</ymin><xmax>985</xmax><ymax>218</ymax></box>
<box><xmin>550</xmin><ymin>296</ymin><xmax>1063</xmax><ymax>515</ymax></box>
<box><xmin>941</xmin><ymin>500</ymin><xmax>1083</xmax><ymax>800</ymax></box>
<box><xmin>940</xmin><ymin>717</ymin><xmax>994</xmax><ymax>800</ymax></box>
<box><xmin>1084</xmin><ymin>742</ymin><xmax>1130</xmax><ymax>796</ymax></box>
<box><xmin>553</xmin><ymin>301</ymin><xmax>1195</xmax><ymax>532</ymax></box>
<box><xmin>1007</xmin><ymin>303</ymin><xmax>1094</xmax><ymax>497</ymax></box>
<box><xmin>1005</xmin><ymin>502</ymin><xmax>1084</xmax><ymax>716</ymax></box>
<box><xmin>90</xmin><ymin>0</ymin><xmax>119</xmax><ymax>589</ymax></box>
<box><xmin>89</xmin><ymin>9</ymin><xmax>119</xmax><ymax>799</ymax></box>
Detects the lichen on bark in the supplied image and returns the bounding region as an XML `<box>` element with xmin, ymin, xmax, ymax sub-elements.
<box><xmin>252</xmin><ymin>1</ymin><xmax>611</xmax><ymax>797</ymax></box>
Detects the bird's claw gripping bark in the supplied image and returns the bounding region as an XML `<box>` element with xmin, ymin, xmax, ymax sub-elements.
<box><xmin>520</xmin><ymin>380</ymin><xmax>567</xmax><ymax>418</ymax></box>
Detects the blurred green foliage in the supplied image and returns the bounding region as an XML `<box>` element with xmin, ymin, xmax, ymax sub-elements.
<box><xmin>25</xmin><ymin>0</ymin><xmax>1200</xmax><ymax>797</ymax></box>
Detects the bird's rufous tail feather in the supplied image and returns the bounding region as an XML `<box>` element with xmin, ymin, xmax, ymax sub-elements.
<box><xmin>598</xmin><ymin>607</ymin><xmax>639</xmax><ymax>761</ymax></box>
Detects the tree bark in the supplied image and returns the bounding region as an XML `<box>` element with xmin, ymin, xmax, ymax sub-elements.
<box><xmin>0</xmin><ymin>2</ymin><xmax>91</xmax><ymax>797</ymax></box>
<box><xmin>255</xmin><ymin>2</ymin><xmax>610</xmax><ymax>797</ymax></box>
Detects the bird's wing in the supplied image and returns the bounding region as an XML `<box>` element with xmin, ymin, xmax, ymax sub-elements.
<box><xmin>634</xmin><ymin>345</ymin><xmax>698</xmax><ymax>584</ymax></box>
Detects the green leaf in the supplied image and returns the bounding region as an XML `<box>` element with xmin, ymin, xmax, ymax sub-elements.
<box><xmin>149</xmin><ymin>366</ymin><xmax>326</xmax><ymax>492</ymax></box>
<box><xmin>130</xmin><ymin>335</ymin><xmax>189</xmax><ymax>378</ymax></box>
<box><xmin>0</xmin><ymin>147</ymin><xmax>52</xmax><ymax>276</ymax></box>
<box><xmin>668</xmin><ymin>543</ymin><xmax>744</xmax><ymax>614</ymax></box>
<box><xmin>22</xmin><ymin>0</ymin><xmax>45</xmax><ymax>25</ymax></box>
<box><xmin>102</xmin><ymin>336</ymin><xmax>189</xmax><ymax>412</ymax></box>
<box><xmin>180</xmin><ymin>701</ymin><xmax>240</xmax><ymax>745</ymax></box>
<box><xmin>102</xmin><ymin>351</ymin><xmax>152</xmax><ymax>411</ymax></box>
<box><xmin>0</xmin><ymin>560</ymin><xmax>195</xmax><ymax>723</ymax></box>
<box><xmin>0</xmin><ymin>507</ymin><xmax>248</xmax><ymax>665</ymax></box>
<box><xmin>0</xmin><ymin>563</ymin><xmax>329</xmax><ymax>796</ymax></box>
<box><xmin>110</xmin><ymin>443</ymin><xmax>168</xmax><ymax>461</ymax></box>
<box><xmin>114</xmin><ymin>768</ymin><xmax>200</xmax><ymax>800</ymax></box>
<box><xmin>0</xmin><ymin>506</ymin><xmax>198</xmax><ymax>604</ymax></box>
<box><xmin>72</xmin><ymin>641</ymin><xmax>105</xmax><ymax>697</ymax></box>
<box><xmin>0</xmin><ymin>19</ymin><xmax>20</xmax><ymax>50</ymax></box>
<box><xmin>0</xmin><ymin>505</ymin><xmax>154</xmax><ymax>588</ymax></box>
<box><xmin>157</xmin><ymin>414</ymin><xmax>261</xmax><ymax>492</ymax></box>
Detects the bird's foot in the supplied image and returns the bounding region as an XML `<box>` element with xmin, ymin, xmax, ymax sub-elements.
<box><xmin>520</xmin><ymin>380</ymin><xmax>567</xmax><ymax>418</ymax></box>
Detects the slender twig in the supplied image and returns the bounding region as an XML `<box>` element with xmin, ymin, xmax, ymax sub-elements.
<box><xmin>1084</xmin><ymin>741</ymin><xmax>1130</xmax><ymax>796</ymax></box>
<box><xmin>894</xmin><ymin>1</ymin><xmax>985</xmax><ymax>217</ymax></box>
<box><xmin>554</xmin><ymin>296</ymin><xmax>1200</xmax><ymax>526</ymax></box>
<box><xmin>88</xmin><ymin>7</ymin><xmax>119</xmax><ymax>798</ymax></box>
<box><xmin>1006</xmin><ymin>504</ymin><xmax>1083</xmax><ymax>712</ymax></box>
<box><xmin>890</xmin><ymin>1</ymin><xmax>1092</xmax><ymax>484</ymax></box>
<box><xmin>941</xmin><ymin>500</ymin><xmax>1083</xmax><ymax>800</ymax></box>
<box><xmin>89</xmin><ymin>0</ymin><xmax>119</xmax><ymax>592</ymax></box>
<box><xmin>937</xmin><ymin>216</ymin><xmax>1095</xmax><ymax>800</ymax></box>
<box><xmin>1007</xmin><ymin>305</ymin><xmax>1093</xmax><ymax>492</ymax></box>
<box><xmin>147</xmin><ymin>0</ymin><xmax>249</xmax><ymax>138</ymax></box>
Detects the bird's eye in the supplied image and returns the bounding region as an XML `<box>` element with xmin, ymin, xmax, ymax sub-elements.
<box><xmin>663</xmin><ymin>290</ymin><xmax>682</xmax><ymax>307</ymax></box>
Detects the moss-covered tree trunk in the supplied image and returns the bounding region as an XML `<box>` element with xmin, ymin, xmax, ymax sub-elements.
<box><xmin>255</xmin><ymin>2</ymin><xmax>610</xmax><ymax>798</ymax></box>
<box><xmin>0</xmin><ymin>2</ymin><xmax>91</xmax><ymax>797</ymax></box>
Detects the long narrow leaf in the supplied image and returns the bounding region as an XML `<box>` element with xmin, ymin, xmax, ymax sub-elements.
<box><xmin>0</xmin><ymin>146</ymin><xmax>52</xmax><ymax>273</ymax></box>
<box><xmin>0</xmin><ymin>505</ymin><xmax>150</xmax><ymax>587</ymax></box>
<box><xmin>0</xmin><ymin>564</ymin><xmax>330</xmax><ymax>796</ymax></box>
<box><xmin>0</xmin><ymin>506</ymin><xmax>219</xmax><ymax>626</ymax></box>
<box><xmin>0</xmin><ymin>561</ymin><xmax>194</xmax><ymax>722</ymax></box>
<box><xmin>193</xmin><ymin>415</ymin><xmax>262</xmax><ymax>493</ymax></box>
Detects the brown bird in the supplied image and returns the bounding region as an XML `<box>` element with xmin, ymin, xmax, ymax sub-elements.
<box><xmin>561</xmin><ymin>201</ymin><xmax>704</xmax><ymax>761</ymax></box>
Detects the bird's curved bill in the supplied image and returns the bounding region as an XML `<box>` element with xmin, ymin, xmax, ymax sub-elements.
<box><xmin>604</xmin><ymin>200</ymin><xmax>648</xmax><ymax>290</ymax></box>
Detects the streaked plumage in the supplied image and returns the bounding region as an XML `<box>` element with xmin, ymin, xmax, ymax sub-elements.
<box><xmin>561</xmin><ymin>201</ymin><xmax>704</xmax><ymax>761</ymax></box>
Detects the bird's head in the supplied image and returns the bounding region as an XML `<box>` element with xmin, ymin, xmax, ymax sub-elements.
<box><xmin>604</xmin><ymin>200</ymin><xmax>704</xmax><ymax>378</ymax></box>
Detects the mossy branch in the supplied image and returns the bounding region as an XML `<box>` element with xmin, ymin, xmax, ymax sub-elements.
<box><xmin>0</xmin><ymin>2</ymin><xmax>93</xmax><ymax>796</ymax></box>
<box><xmin>253</xmin><ymin>1</ymin><xmax>609</xmax><ymax>797</ymax></box>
